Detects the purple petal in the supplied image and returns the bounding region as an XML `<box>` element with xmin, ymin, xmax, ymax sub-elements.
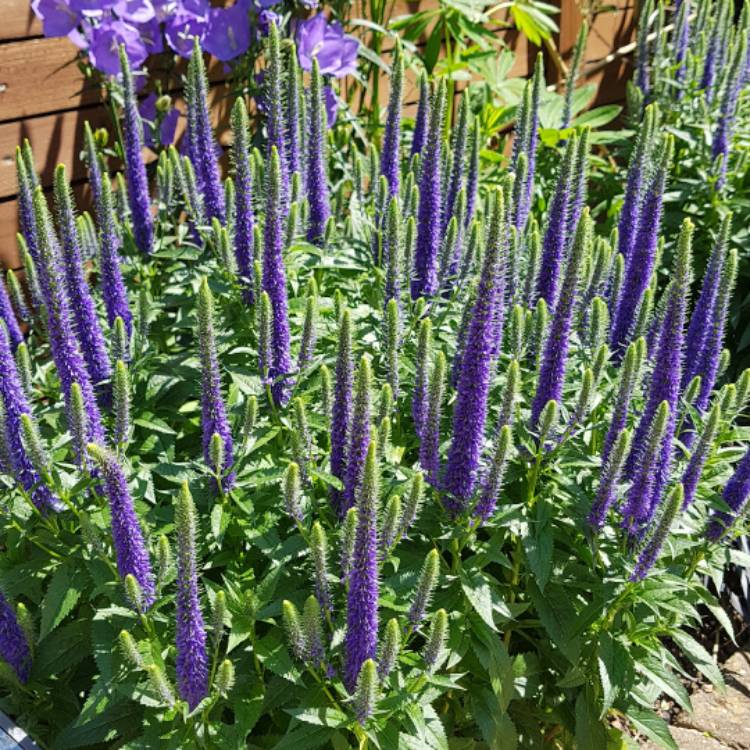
<box><xmin>32</xmin><ymin>0</ymin><xmax>79</xmax><ymax>37</ymax></box>
<box><xmin>165</xmin><ymin>10</ymin><xmax>208</xmax><ymax>57</ymax></box>
<box><xmin>203</xmin><ymin>5</ymin><xmax>250</xmax><ymax>61</ymax></box>
<box><xmin>160</xmin><ymin>108</ymin><xmax>180</xmax><ymax>145</ymax></box>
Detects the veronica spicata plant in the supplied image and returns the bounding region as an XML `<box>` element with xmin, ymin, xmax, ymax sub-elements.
<box><xmin>2</xmin><ymin>23</ymin><xmax>750</xmax><ymax>750</ymax></box>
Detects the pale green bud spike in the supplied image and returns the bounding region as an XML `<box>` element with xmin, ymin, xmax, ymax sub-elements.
<box><xmin>320</xmin><ymin>364</ymin><xmax>333</xmax><ymax>424</ymax></box>
<box><xmin>423</xmin><ymin>608</ymin><xmax>448</xmax><ymax>672</ymax></box>
<box><xmin>589</xmin><ymin>296</ymin><xmax>609</xmax><ymax>351</ymax></box>
<box><xmin>592</xmin><ymin>343</ymin><xmax>609</xmax><ymax>385</ymax></box>
<box><xmin>571</xmin><ymin>368</ymin><xmax>594</xmax><ymax>426</ymax></box>
<box><xmin>340</xmin><ymin>506</ymin><xmax>359</xmax><ymax>581</ymax></box>
<box><xmin>283</xmin><ymin>462</ymin><xmax>302</xmax><ymax>523</ymax></box>
<box><xmin>399</xmin><ymin>471</ymin><xmax>425</xmax><ymax>539</ymax></box>
<box><xmin>0</xmin><ymin>403</ymin><xmax>11</xmax><ymax>473</ymax></box>
<box><xmin>734</xmin><ymin>369</ymin><xmax>750</xmax><ymax>412</ymax></box>
<box><xmin>408</xmin><ymin>548</ymin><xmax>440</xmax><ymax>626</ymax></box>
<box><xmin>510</xmin><ymin>304</ymin><xmax>525</xmax><ymax>358</ymax></box>
<box><xmin>156</xmin><ymin>534</ymin><xmax>172</xmax><ymax>587</ymax></box>
<box><xmin>17</xmin><ymin>234</ymin><xmax>41</xmax><ymax>310</ymax></box>
<box><xmin>720</xmin><ymin>384</ymin><xmax>736</xmax><ymax>416</ymax></box>
<box><xmin>215</xmin><ymin>658</ymin><xmax>235</xmax><ymax>696</ymax></box>
<box><xmin>381</xmin><ymin>494</ymin><xmax>402</xmax><ymax>553</ymax></box>
<box><xmin>181</xmin><ymin>156</ymin><xmax>204</xmax><ymax>224</ymax></box>
<box><xmin>497</xmin><ymin>359</ymin><xmax>520</xmax><ymax>429</ymax></box>
<box><xmin>683</xmin><ymin>375</ymin><xmax>702</xmax><ymax>407</ymax></box>
<box><xmin>15</xmin><ymin>343</ymin><xmax>33</xmax><ymax>396</ymax></box>
<box><xmin>302</xmin><ymin>595</ymin><xmax>325</xmax><ymax>667</ymax></box>
<box><xmin>385</xmin><ymin>197</ymin><xmax>402</xmax><ymax>300</ymax></box>
<box><xmin>537</xmin><ymin>399</ymin><xmax>559</xmax><ymax>446</ymax></box>
<box><xmin>118</xmin><ymin>629</ymin><xmax>144</xmax><ymax>668</ymax></box>
<box><xmin>14</xmin><ymin>603</ymin><xmax>34</xmax><ymax>654</ymax></box>
<box><xmin>298</xmin><ymin>294</ymin><xmax>317</xmax><ymax>369</ymax></box>
<box><xmin>111</xmin><ymin>316</ymin><xmax>130</xmax><ymax>364</ymax></box>
<box><xmin>70</xmin><ymin>382</ymin><xmax>88</xmax><ymax>465</ymax></box>
<box><xmin>282</xmin><ymin>600</ymin><xmax>305</xmax><ymax>661</ymax></box>
<box><xmin>291</xmin><ymin>397</ymin><xmax>312</xmax><ymax>475</ymax></box>
<box><xmin>7</xmin><ymin>270</ymin><xmax>29</xmax><ymax>323</ymax></box>
<box><xmin>378</xmin><ymin>383</ymin><xmax>393</xmax><ymax>427</ymax></box>
<box><xmin>20</xmin><ymin>413</ymin><xmax>48</xmax><ymax>478</ymax></box>
<box><xmin>209</xmin><ymin>432</ymin><xmax>224</xmax><ymax>476</ymax></box>
<box><xmin>718</xmin><ymin>349</ymin><xmax>731</xmax><ymax>379</ymax></box>
<box><xmin>378</xmin><ymin>618</ymin><xmax>401</xmax><ymax>680</ymax></box>
<box><xmin>224</xmin><ymin>178</ymin><xmax>235</xmax><ymax>236</ymax></box>
<box><xmin>377</xmin><ymin>416</ymin><xmax>391</xmax><ymax>461</ymax></box>
<box><xmin>533</xmin><ymin>297</ymin><xmax>549</xmax><ymax>365</ymax></box>
<box><xmin>124</xmin><ymin>573</ymin><xmax>144</xmax><ymax>614</ymax></box>
<box><xmin>113</xmin><ymin>360</ymin><xmax>131</xmax><ymax>446</ymax></box>
<box><xmin>403</xmin><ymin>215</ymin><xmax>416</xmax><ymax>289</ymax></box>
<box><xmin>309</xmin><ymin>522</ymin><xmax>330</xmax><ymax>613</ymax></box>
<box><xmin>285</xmin><ymin>201</ymin><xmax>299</xmax><ymax>247</ymax></box>
<box><xmin>211</xmin><ymin>590</ymin><xmax>227</xmax><ymax>646</ymax></box>
<box><xmin>333</xmin><ymin>289</ymin><xmax>345</xmax><ymax>324</ymax></box>
<box><xmin>323</xmin><ymin>216</ymin><xmax>335</xmax><ymax>245</ymax></box>
<box><xmin>146</xmin><ymin>663</ymin><xmax>175</xmax><ymax>707</ymax></box>
<box><xmin>137</xmin><ymin>288</ymin><xmax>151</xmax><ymax>343</ymax></box>
<box><xmin>384</xmin><ymin>298</ymin><xmax>400</xmax><ymax>399</ymax></box>
<box><xmin>438</xmin><ymin>215</ymin><xmax>459</xmax><ymax>283</ymax></box>
<box><xmin>353</xmin><ymin>658</ymin><xmax>378</xmax><ymax>725</ymax></box>
<box><xmin>243</xmin><ymin>395</ymin><xmax>258</xmax><ymax>439</ymax></box>
<box><xmin>609</xmin><ymin>254</ymin><xmax>625</xmax><ymax>313</ymax></box>
<box><xmin>258</xmin><ymin>291</ymin><xmax>272</xmax><ymax>377</ymax></box>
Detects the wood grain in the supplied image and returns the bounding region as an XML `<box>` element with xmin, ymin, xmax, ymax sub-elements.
<box><xmin>1</xmin><ymin>0</ymin><xmax>43</xmax><ymax>41</ymax></box>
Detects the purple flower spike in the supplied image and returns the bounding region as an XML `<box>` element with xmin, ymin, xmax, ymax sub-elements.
<box><xmin>174</xmin><ymin>482</ymin><xmax>209</xmax><ymax>711</ymax></box>
<box><xmin>0</xmin><ymin>325</ymin><xmax>62</xmax><ymax>512</ymax></box>
<box><xmin>15</xmin><ymin>147</ymin><xmax>40</xmax><ymax>266</ymax></box>
<box><xmin>343</xmin><ymin>440</ymin><xmax>379</xmax><ymax>693</ymax></box>
<box><xmin>262</xmin><ymin>147</ymin><xmax>294</xmax><ymax>406</ymax></box>
<box><xmin>230</xmin><ymin>98</ymin><xmax>255</xmax><ymax>303</ymax></box>
<box><xmin>530</xmin><ymin>210</ymin><xmax>592</xmax><ymax>428</ymax></box>
<box><xmin>0</xmin><ymin>277</ymin><xmax>22</xmax><ymax>352</ymax></box>
<box><xmin>87</xmin><ymin>443</ymin><xmax>155</xmax><ymax>610</ymax></box>
<box><xmin>97</xmin><ymin>176</ymin><xmax>133</xmax><ymax>337</ymax></box>
<box><xmin>306</xmin><ymin>58</ymin><xmax>331</xmax><ymax>245</ymax></box>
<box><xmin>119</xmin><ymin>46</ymin><xmax>153</xmax><ymax>255</ymax></box>
<box><xmin>443</xmin><ymin>190</ymin><xmax>505</xmax><ymax>514</ymax></box>
<box><xmin>53</xmin><ymin>165</ymin><xmax>111</xmax><ymax>388</ymax></box>
<box><xmin>674</xmin><ymin>0</ymin><xmax>691</xmax><ymax>93</ymax></box>
<box><xmin>625</xmin><ymin>220</ymin><xmax>692</xmax><ymax>524</ymax></box>
<box><xmin>412</xmin><ymin>83</ymin><xmax>445</xmax><ymax>299</ymax></box>
<box><xmin>380</xmin><ymin>44</ymin><xmax>404</xmax><ymax>197</ymax></box>
<box><xmin>707</xmin><ymin>445</ymin><xmax>750</xmax><ymax>541</ymax></box>
<box><xmin>682</xmin><ymin>214</ymin><xmax>730</xmax><ymax>391</ymax></box>
<box><xmin>0</xmin><ymin>592</ymin><xmax>31</xmax><ymax>683</ymax></box>
<box><xmin>411</xmin><ymin>72</ymin><xmax>430</xmax><ymax>158</ymax></box>
<box><xmin>197</xmin><ymin>279</ymin><xmax>235</xmax><ymax>492</ymax></box>
<box><xmin>445</xmin><ymin>90</ymin><xmax>469</xmax><ymax>229</ymax></box>
<box><xmin>342</xmin><ymin>357</ymin><xmax>372</xmax><ymax>514</ymax></box>
<box><xmin>534</xmin><ymin>134</ymin><xmax>577</xmax><ymax>308</ymax></box>
<box><xmin>187</xmin><ymin>38</ymin><xmax>225</xmax><ymax>223</ymax></box>
<box><xmin>32</xmin><ymin>189</ymin><xmax>106</xmax><ymax>455</ymax></box>
<box><xmin>331</xmin><ymin>311</ymin><xmax>353</xmax><ymax>515</ymax></box>
<box><xmin>693</xmin><ymin>248</ymin><xmax>738</xmax><ymax>414</ymax></box>
<box><xmin>610</xmin><ymin>135</ymin><xmax>672</xmax><ymax>356</ymax></box>
<box><xmin>617</xmin><ymin>105</ymin><xmax>657</xmax><ymax>267</ymax></box>
<box><xmin>682</xmin><ymin>403</ymin><xmax>721</xmax><ymax>509</ymax></box>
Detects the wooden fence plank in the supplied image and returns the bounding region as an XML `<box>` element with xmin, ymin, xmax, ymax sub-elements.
<box><xmin>1</xmin><ymin>0</ymin><xmax>43</xmax><ymax>42</ymax></box>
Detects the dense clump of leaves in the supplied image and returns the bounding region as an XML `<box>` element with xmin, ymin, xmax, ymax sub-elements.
<box><xmin>1</xmin><ymin>26</ymin><xmax>750</xmax><ymax>750</ymax></box>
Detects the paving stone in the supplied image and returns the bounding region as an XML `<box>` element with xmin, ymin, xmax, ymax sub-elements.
<box><xmin>674</xmin><ymin>652</ymin><xmax>750</xmax><ymax>750</ymax></box>
<box><xmin>641</xmin><ymin>726</ymin><xmax>731</xmax><ymax>749</ymax></box>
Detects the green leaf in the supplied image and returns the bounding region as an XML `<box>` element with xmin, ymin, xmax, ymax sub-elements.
<box><xmin>597</xmin><ymin>633</ymin><xmax>632</xmax><ymax>717</ymax></box>
<box><xmin>575</xmin><ymin>688</ymin><xmax>609</xmax><ymax>750</ymax></box>
<box><xmin>527</xmin><ymin>581</ymin><xmax>581</xmax><ymax>662</ymax></box>
<box><xmin>40</xmin><ymin>562</ymin><xmax>82</xmax><ymax>640</ymax></box>
<box><xmin>670</xmin><ymin>630</ymin><xmax>725</xmax><ymax>691</ymax></box>
<box><xmin>523</xmin><ymin>522</ymin><xmax>553</xmax><ymax>591</ymax></box>
<box><xmin>636</xmin><ymin>657</ymin><xmax>692</xmax><ymax>712</ymax></box>
<box><xmin>626</xmin><ymin>707</ymin><xmax>678</xmax><ymax>750</ymax></box>
<box><xmin>271</xmin><ymin>723</ymin><xmax>335</xmax><ymax>750</ymax></box>
<box><xmin>285</xmin><ymin>707</ymin><xmax>348</xmax><ymax>728</ymax></box>
<box><xmin>461</xmin><ymin>569</ymin><xmax>497</xmax><ymax>631</ymax></box>
<box><xmin>573</xmin><ymin>105</ymin><xmax>623</xmax><ymax>129</ymax></box>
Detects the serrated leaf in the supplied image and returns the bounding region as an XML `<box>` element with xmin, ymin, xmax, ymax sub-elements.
<box><xmin>575</xmin><ymin>689</ymin><xmax>609</xmax><ymax>750</ymax></box>
<box><xmin>40</xmin><ymin>563</ymin><xmax>82</xmax><ymax>640</ymax></box>
<box><xmin>626</xmin><ymin>707</ymin><xmax>678</xmax><ymax>750</ymax></box>
<box><xmin>461</xmin><ymin>569</ymin><xmax>497</xmax><ymax>631</ymax></box>
<box><xmin>670</xmin><ymin>630</ymin><xmax>725</xmax><ymax>691</ymax></box>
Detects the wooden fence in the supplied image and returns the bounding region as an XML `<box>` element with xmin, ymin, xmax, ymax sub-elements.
<box><xmin>0</xmin><ymin>0</ymin><xmax>636</xmax><ymax>266</ymax></box>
